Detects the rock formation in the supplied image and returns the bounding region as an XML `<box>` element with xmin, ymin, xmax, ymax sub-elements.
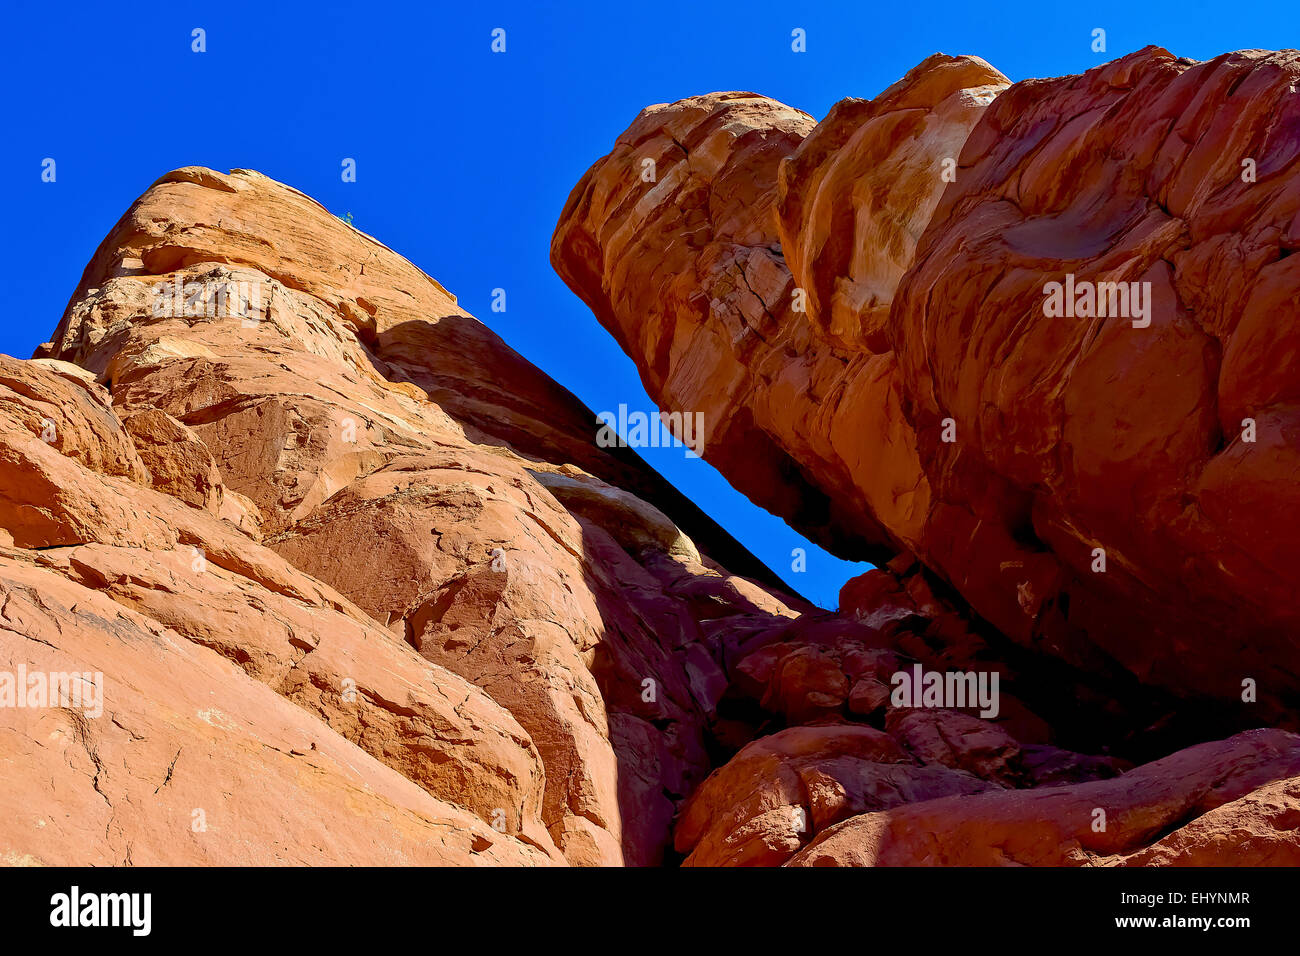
<box><xmin>2</xmin><ymin>43</ymin><xmax>1297</xmax><ymax>868</ymax></box>
<box><xmin>552</xmin><ymin>46</ymin><xmax>1300</xmax><ymax>864</ymax></box>
<box><xmin>2</xmin><ymin>167</ymin><xmax>816</xmax><ymax>866</ymax></box>
<box><xmin>556</xmin><ymin>46</ymin><xmax>1300</xmax><ymax>717</ymax></box>
<box><xmin>554</xmin><ymin>47</ymin><xmax>1300</xmax><ymax>721</ymax></box>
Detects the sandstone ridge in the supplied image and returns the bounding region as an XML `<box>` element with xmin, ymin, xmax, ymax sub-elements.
<box><xmin>3</xmin><ymin>38</ymin><xmax>1298</xmax><ymax>866</ymax></box>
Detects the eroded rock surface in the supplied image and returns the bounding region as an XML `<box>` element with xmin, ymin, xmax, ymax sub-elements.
<box><xmin>4</xmin><ymin>40</ymin><xmax>1299</xmax><ymax>868</ymax></box>
<box><xmin>553</xmin><ymin>47</ymin><xmax>1300</xmax><ymax>722</ymax></box>
<box><xmin>4</xmin><ymin>167</ymin><xmax>813</xmax><ymax>866</ymax></box>
<box><xmin>552</xmin><ymin>47</ymin><xmax>1300</xmax><ymax>865</ymax></box>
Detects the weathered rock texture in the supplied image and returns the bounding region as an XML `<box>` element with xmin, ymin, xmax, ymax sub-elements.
<box><xmin>3</xmin><ymin>166</ymin><xmax>820</xmax><ymax>866</ymax></box>
<box><xmin>4</xmin><ymin>41</ymin><xmax>1299</xmax><ymax>868</ymax></box>
<box><xmin>552</xmin><ymin>47</ymin><xmax>1300</xmax><ymax>865</ymax></box>
<box><xmin>789</xmin><ymin>730</ymin><xmax>1300</xmax><ymax>866</ymax></box>
<box><xmin>553</xmin><ymin>47</ymin><xmax>1300</xmax><ymax>722</ymax></box>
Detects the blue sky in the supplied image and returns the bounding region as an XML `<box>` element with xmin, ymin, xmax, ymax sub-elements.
<box><xmin>2</xmin><ymin>0</ymin><xmax>1289</xmax><ymax>607</ymax></box>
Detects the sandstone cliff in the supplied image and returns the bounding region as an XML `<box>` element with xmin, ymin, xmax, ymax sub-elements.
<box><xmin>551</xmin><ymin>47</ymin><xmax>1300</xmax><ymax>863</ymax></box>
<box><xmin>4</xmin><ymin>166</ymin><xmax>815</xmax><ymax>866</ymax></box>
<box><xmin>554</xmin><ymin>46</ymin><xmax>1300</xmax><ymax>729</ymax></box>
<box><xmin>2</xmin><ymin>43</ymin><xmax>1298</xmax><ymax>867</ymax></box>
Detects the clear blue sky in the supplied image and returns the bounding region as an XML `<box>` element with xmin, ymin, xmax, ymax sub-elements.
<box><xmin>2</xmin><ymin>1</ymin><xmax>1289</xmax><ymax>607</ymax></box>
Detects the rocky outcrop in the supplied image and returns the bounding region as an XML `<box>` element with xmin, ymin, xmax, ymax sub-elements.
<box><xmin>788</xmin><ymin>730</ymin><xmax>1300</xmax><ymax>866</ymax></box>
<box><xmin>673</xmin><ymin>723</ymin><xmax>996</xmax><ymax>866</ymax></box>
<box><xmin>0</xmin><ymin>556</ymin><xmax>553</xmax><ymax>866</ymax></box>
<box><xmin>3</xmin><ymin>167</ymin><xmax>818</xmax><ymax>867</ymax></box>
<box><xmin>4</xmin><ymin>36</ymin><xmax>1299</xmax><ymax>868</ymax></box>
<box><xmin>551</xmin><ymin>46</ymin><xmax>1300</xmax><ymax>865</ymax></box>
<box><xmin>552</xmin><ymin>46</ymin><xmax>1300</xmax><ymax>722</ymax></box>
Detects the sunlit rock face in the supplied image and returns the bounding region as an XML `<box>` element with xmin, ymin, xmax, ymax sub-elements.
<box><xmin>548</xmin><ymin>46</ymin><xmax>1300</xmax><ymax>866</ymax></box>
<box><xmin>4</xmin><ymin>37</ymin><xmax>1300</xmax><ymax>870</ymax></box>
<box><xmin>5</xmin><ymin>166</ymin><xmax>815</xmax><ymax>867</ymax></box>
<box><xmin>553</xmin><ymin>47</ymin><xmax>1300</xmax><ymax>722</ymax></box>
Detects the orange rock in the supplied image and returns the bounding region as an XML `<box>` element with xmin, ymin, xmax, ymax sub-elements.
<box><xmin>776</xmin><ymin>54</ymin><xmax>1010</xmax><ymax>351</ymax></box>
<box><xmin>788</xmin><ymin>730</ymin><xmax>1300</xmax><ymax>866</ymax></box>
<box><xmin>6</xmin><ymin>35</ymin><xmax>1300</xmax><ymax>870</ymax></box>
<box><xmin>121</xmin><ymin>408</ymin><xmax>225</xmax><ymax>513</ymax></box>
<box><xmin>6</xmin><ymin>165</ymin><xmax>813</xmax><ymax>867</ymax></box>
<box><xmin>553</xmin><ymin>46</ymin><xmax>1300</xmax><ymax>723</ymax></box>
<box><xmin>554</xmin><ymin>47</ymin><xmax>1300</xmax><ymax>868</ymax></box>
<box><xmin>674</xmin><ymin>724</ymin><xmax>995</xmax><ymax>866</ymax></box>
<box><xmin>0</xmin><ymin>558</ymin><xmax>551</xmax><ymax>866</ymax></box>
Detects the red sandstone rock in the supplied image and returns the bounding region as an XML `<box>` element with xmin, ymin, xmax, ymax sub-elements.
<box><xmin>5</xmin><ymin>36</ymin><xmax>1300</xmax><ymax>868</ymax></box>
<box><xmin>0</xmin><ymin>557</ymin><xmax>552</xmax><ymax>866</ymax></box>
<box><xmin>3</xmin><ymin>166</ymin><xmax>814</xmax><ymax>867</ymax></box>
<box><xmin>788</xmin><ymin>730</ymin><xmax>1300</xmax><ymax>866</ymax></box>
<box><xmin>776</xmin><ymin>54</ymin><xmax>1010</xmax><ymax>352</ymax></box>
<box><xmin>886</xmin><ymin>708</ymin><xmax>1024</xmax><ymax>786</ymax></box>
<box><xmin>552</xmin><ymin>46</ymin><xmax>1300</xmax><ymax>724</ymax></box>
<box><xmin>674</xmin><ymin>724</ymin><xmax>997</xmax><ymax>866</ymax></box>
<box><xmin>552</xmin><ymin>47</ymin><xmax>1300</xmax><ymax>867</ymax></box>
<box><xmin>121</xmin><ymin>408</ymin><xmax>226</xmax><ymax>513</ymax></box>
